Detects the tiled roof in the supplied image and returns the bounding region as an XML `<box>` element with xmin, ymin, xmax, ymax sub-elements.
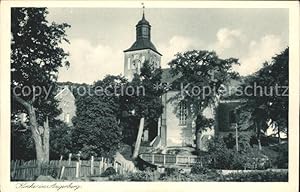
<box><xmin>124</xmin><ymin>39</ymin><xmax>162</xmax><ymax>55</ymax></box>
<box><xmin>161</xmin><ymin>68</ymin><xmax>181</xmax><ymax>83</ymax></box>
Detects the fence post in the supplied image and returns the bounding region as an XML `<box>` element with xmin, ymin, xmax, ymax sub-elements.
<box><xmin>115</xmin><ymin>161</ymin><xmax>118</xmax><ymax>173</ymax></box>
<box><xmin>99</xmin><ymin>157</ymin><xmax>103</xmax><ymax>175</ymax></box>
<box><xmin>75</xmin><ymin>162</ymin><xmax>79</xmax><ymax>178</ymax></box>
<box><xmin>175</xmin><ymin>155</ymin><xmax>178</xmax><ymax>165</ymax></box>
<box><xmin>90</xmin><ymin>156</ymin><xmax>94</xmax><ymax>176</ymax></box>
<box><xmin>68</xmin><ymin>153</ymin><xmax>72</xmax><ymax>166</ymax></box>
<box><xmin>60</xmin><ymin>155</ymin><xmax>63</xmax><ymax>162</ymax></box>
<box><xmin>163</xmin><ymin>155</ymin><xmax>166</xmax><ymax>165</ymax></box>
<box><xmin>60</xmin><ymin>166</ymin><xmax>65</xmax><ymax>180</ymax></box>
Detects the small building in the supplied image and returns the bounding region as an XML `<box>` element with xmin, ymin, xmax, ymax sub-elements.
<box><xmin>54</xmin><ymin>86</ymin><xmax>76</xmax><ymax>126</ymax></box>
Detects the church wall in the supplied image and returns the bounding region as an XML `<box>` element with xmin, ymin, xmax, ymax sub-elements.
<box><xmin>55</xmin><ymin>87</ymin><xmax>76</xmax><ymax>126</ymax></box>
<box><xmin>162</xmin><ymin>91</ymin><xmax>186</xmax><ymax>146</ymax></box>
<box><xmin>161</xmin><ymin>91</ymin><xmax>215</xmax><ymax>148</ymax></box>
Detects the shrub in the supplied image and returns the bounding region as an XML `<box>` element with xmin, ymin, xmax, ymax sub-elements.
<box><xmin>164</xmin><ymin>167</ymin><xmax>180</xmax><ymax>176</ymax></box>
<box><xmin>275</xmin><ymin>144</ymin><xmax>288</xmax><ymax>169</ymax></box>
<box><xmin>101</xmin><ymin>167</ymin><xmax>116</xmax><ymax>177</ymax></box>
<box><xmin>127</xmin><ymin>171</ymin><xmax>153</xmax><ymax>181</ymax></box>
<box><xmin>191</xmin><ymin>164</ymin><xmax>210</xmax><ymax>174</ymax></box>
<box><xmin>221</xmin><ymin>170</ymin><xmax>288</xmax><ymax>182</ymax></box>
<box><xmin>207</xmin><ymin>137</ymin><xmax>271</xmax><ymax>170</ymax></box>
<box><xmin>108</xmin><ymin>174</ymin><xmax>129</xmax><ymax>181</ymax></box>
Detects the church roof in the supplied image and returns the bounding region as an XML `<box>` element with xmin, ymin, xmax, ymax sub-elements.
<box><xmin>161</xmin><ymin>68</ymin><xmax>181</xmax><ymax>83</ymax></box>
<box><xmin>136</xmin><ymin>13</ymin><xmax>150</xmax><ymax>26</ymax></box>
<box><xmin>124</xmin><ymin>39</ymin><xmax>162</xmax><ymax>55</ymax></box>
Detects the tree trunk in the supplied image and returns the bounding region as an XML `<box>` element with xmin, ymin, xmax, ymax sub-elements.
<box><xmin>14</xmin><ymin>95</ymin><xmax>50</xmax><ymax>164</ymax></box>
<box><xmin>28</xmin><ymin>106</ymin><xmax>50</xmax><ymax>163</ymax></box>
<box><xmin>196</xmin><ymin>129</ymin><xmax>202</xmax><ymax>151</ymax></box>
<box><xmin>255</xmin><ymin>121</ymin><xmax>262</xmax><ymax>151</ymax></box>
<box><xmin>132</xmin><ymin>117</ymin><xmax>144</xmax><ymax>159</ymax></box>
<box><xmin>235</xmin><ymin>123</ymin><xmax>239</xmax><ymax>152</ymax></box>
<box><xmin>277</xmin><ymin>125</ymin><xmax>281</xmax><ymax>144</ymax></box>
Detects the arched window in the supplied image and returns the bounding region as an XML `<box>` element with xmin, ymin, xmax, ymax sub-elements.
<box><xmin>179</xmin><ymin>101</ymin><xmax>187</xmax><ymax>125</ymax></box>
<box><xmin>127</xmin><ymin>57</ymin><xmax>131</xmax><ymax>70</ymax></box>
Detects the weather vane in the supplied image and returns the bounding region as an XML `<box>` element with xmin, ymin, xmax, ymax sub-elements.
<box><xmin>141</xmin><ymin>2</ymin><xmax>145</xmax><ymax>16</ymax></box>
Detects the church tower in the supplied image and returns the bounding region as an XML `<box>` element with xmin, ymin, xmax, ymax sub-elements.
<box><xmin>124</xmin><ymin>9</ymin><xmax>162</xmax><ymax>81</ymax></box>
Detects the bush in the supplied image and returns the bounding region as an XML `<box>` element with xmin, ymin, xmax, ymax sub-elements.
<box><xmin>274</xmin><ymin>144</ymin><xmax>288</xmax><ymax>169</ymax></box>
<box><xmin>220</xmin><ymin>170</ymin><xmax>288</xmax><ymax>182</ymax></box>
<box><xmin>127</xmin><ymin>171</ymin><xmax>154</xmax><ymax>181</ymax></box>
<box><xmin>108</xmin><ymin>174</ymin><xmax>129</xmax><ymax>181</ymax></box>
<box><xmin>191</xmin><ymin>164</ymin><xmax>210</xmax><ymax>174</ymax></box>
<box><xmin>207</xmin><ymin>137</ymin><xmax>271</xmax><ymax>170</ymax></box>
<box><xmin>101</xmin><ymin>167</ymin><xmax>116</xmax><ymax>177</ymax></box>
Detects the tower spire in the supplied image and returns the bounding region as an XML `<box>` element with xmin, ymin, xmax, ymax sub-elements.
<box><xmin>142</xmin><ymin>2</ymin><xmax>145</xmax><ymax>19</ymax></box>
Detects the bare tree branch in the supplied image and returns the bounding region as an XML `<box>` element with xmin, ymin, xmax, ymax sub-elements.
<box><xmin>12</xmin><ymin>92</ymin><xmax>31</xmax><ymax>110</ymax></box>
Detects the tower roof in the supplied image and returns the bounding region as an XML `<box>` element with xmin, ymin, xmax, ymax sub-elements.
<box><xmin>136</xmin><ymin>12</ymin><xmax>150</xmax><ymax>26</ymax></box>
<box><xmin>124</xmin><ymin>39</ymin><xmax>161</xmax><ymax>55</ymax></box>
<box><xmin>124</xmin><ymin>9</ymin><xmax>162</xmax><ymax>56</ymax></box>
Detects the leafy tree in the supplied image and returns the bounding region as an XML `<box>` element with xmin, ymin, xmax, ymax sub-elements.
<box><xmin>237</xmin><ymin>47</ymin><xmax>288</xmax><ymax>149</ymax></box>
<box><xmin>120</xmin><ymin>62</ymin><xmax>163</xmax><ymax>158</ymax></box>
<box><xmin>71</xmin><ymin>76</ymin><xmax>125</xmax><ymax>158</ymax></box>
<box><xmin>168</xmin><ymin>50</ymin><xmax>239</xmax><ymax>150</ymax></box>
<box><xmin>11</xmin><ymin>120</ymin><xmax>35</xmax><ymax>160</ymax></box>
<box><xmin>49</xmin><ymin>121</ymin><xmax>73</xmax><ymax>159</ymax></box>
<box><xmin>11</xmin><ymin>8</ymin><xmax>70</xmax><ymax>163</ymax></box>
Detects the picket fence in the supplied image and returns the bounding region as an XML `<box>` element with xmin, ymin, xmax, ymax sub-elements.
<box><xmin>11</xmin><ymin>155</ymin><xmax>133</xmax><ymax>181</ymax></box>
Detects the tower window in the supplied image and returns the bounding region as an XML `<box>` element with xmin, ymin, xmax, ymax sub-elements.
<box><xmin>179</xmin><ymin>101</ymin><xmax>187</xmax><ymax>125</ymax></box>
<box><xmin>127</xmin><ymin>58</ymin><xmax>131</xmax><ymax>69</ymax></box>
<box><xmin>141</xmin><ymin>56</ymin><xmax>145</xmax><ymax>63</ymax></box>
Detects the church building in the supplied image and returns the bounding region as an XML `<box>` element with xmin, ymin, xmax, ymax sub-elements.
<box><xmin>124</xmin><ymin>11</ymin><xmax>242</xmax><ymax>151</ymax></box>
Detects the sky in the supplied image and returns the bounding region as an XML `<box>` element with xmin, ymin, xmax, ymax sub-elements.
<box><xmin>47</xmin><ymin>8</ymin><xmax>289</xmax><ymax>84</ymax></box>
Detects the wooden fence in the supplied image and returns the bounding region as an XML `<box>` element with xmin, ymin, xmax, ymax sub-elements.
<box><xmin>11</xmin><ymin>155</ymin><xmax>134</xmax><ymax>181</ymax></box>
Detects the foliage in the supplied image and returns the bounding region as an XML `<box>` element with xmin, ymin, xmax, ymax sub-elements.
<box><xmin>109</xmin><ymin>170</ymin><xmax>155</xmax><ymax>181</ymax></box>
<box><xmin>120</xmin><ymin>61</ymin><xmax>163</xmax><ymax>146</ymax></box>
<box><xmin>207</xmin><ymin>137</ymin><xmax>271</xmax><ymax>170</ymax></box>
<box><xmin>108</xmin><ymin>169</ymin><xmax>287</xmax><ymax>182</ymax></box>
<box><xmin>11</xmin><ymin>122</ymin><xmax>35</xmax><ymax>160</ymax></box>
<box><xmin>168</xmin><ymin>50</ymin><xmax>239</xmax><ymax>149</ymax></box>
<box><xmin>11</xmin><ymin>8</ymin><xmax>70</xmax><ymax>122</ymax></box>
<box><xmin>127</xmin><ymin>171</ymin><xmax>154</xmax><ymax>181</ymax></box>
<box><xmin>191</xmin><ymin>164</ymin><xmax>211</xmax><ymax>174</ymax></box>
<box><xmin>237</xmin><ymin>48</ymin><xmax>289</xmax><ymax>146</ymax></box>
<box><xmin>11</xmin><ymin>8</ymin><xmax>70</xmax><ymax>162</ymax></box>
<box><xmin>101</xmin><ymin>167</ymin><xmax>116</xmax><ymax>177</ymax></box>
<box><xmin>275</xmin><ymin>145</ymin><xmax>288</xmax><ymax>169</ymax></box>
<box><xmin>223</xmin><ymin>133</ymin><xmax>252</xmax><ymax>152</ymax></box>
<box><xmin>220</xmin><ymin>170</ymin><xmax>288</xmax><ymax>182</ymax></box>
<box><xmin>262</xmin><ymin>143</ymin><xmax>288</xmax><ymax>169</ymax></box>
<box><xmin>72</xmin><ymin>76</ymin><xmax>124</xmax><ymax>158</ymax></box>
<box><xmin>49</xmin><ymin>121</ymin><xmax>72</xmax><ymax>159</ymax></box>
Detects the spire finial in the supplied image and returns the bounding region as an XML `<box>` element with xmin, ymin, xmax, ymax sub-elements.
<box><xmin>141</xmin><ymin>2</ymin><xmax>145</xmax><ymax>19</ymax></box>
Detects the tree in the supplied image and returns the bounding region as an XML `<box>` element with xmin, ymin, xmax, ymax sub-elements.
<box><xmin>120</xmin><ymin>61</ymin><xmax>163</xmax><ymax>158</ymax></box>
<box><xmin>168</xmin><ymin>50</ymin><xmax>239</xmax><ymax>150</ymax></box>
<box><xmin>11</xmin><ymin>8</ymin><xmax>70</xmax><ymax>163</ymax></box>
<box><xmin>71</xmin><ymin>76</ymin><xmax>125</xmax><ymax>158</ymax></box>
<box><xmin>237</xmin><ymin>47</ymin><xmax>289</xmax><ymax>148</ymax></box>
<box><xmin>11</xmin><ymin>119</ymin><xmax>35</xmax><ymax>160</ymax></box>
<box><xmin>49</xmin><ymin>121</ymin><xmax>73</xmax><ymax>159</ymax></box>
